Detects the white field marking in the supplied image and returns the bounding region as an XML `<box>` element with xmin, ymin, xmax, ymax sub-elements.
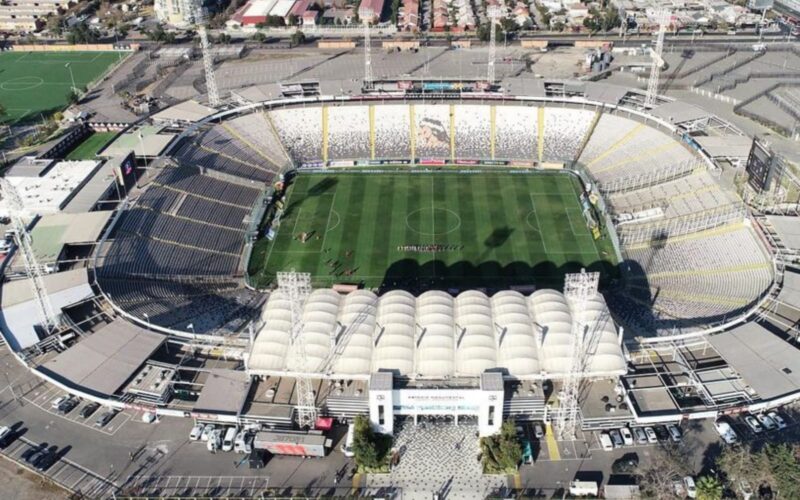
<box><xmin>529</xmin><ymin>194</ymin><xmax>548</xmax><ymax>253</ymax></box>
<box><xmin>320</xmin><ymin>191</ymin><xmax>337</xmax><ymax>254</ymax></box>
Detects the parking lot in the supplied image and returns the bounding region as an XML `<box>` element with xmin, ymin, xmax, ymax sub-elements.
<box><xmin>0</xmin><ymin>432</ymin><xmax>116</xmax><ymax>498</ymax></box>
<box><xmin>123</xmin><ymin>475</ymin><xmax>271</xmax><ymax>497</ymax></box>
<box><xmin>22</xmin><ymin>385</ymin><xmax>132</xmax><ymax>436</ymax></box>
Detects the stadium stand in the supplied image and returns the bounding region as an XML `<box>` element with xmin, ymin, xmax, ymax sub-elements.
<box><xmin>454</xmin><ymin>104</ymin><xmax>491</xmax><ymax>159</ymax></box>
<box><xmin>414</xmin><ymin>104</ymin><xmax>452</xmax><ymax>159</ymax></box>
<box><xmin>542</xmin><ymin>108</ymin><xmax>595</xmax><ymax>163</ymax></box>
<box><xmin>269</xmin><ymin>106</ymin><xmax>323</xmax><ymax>164</ymax></box>
<box><xmin>494</xmin><ymin>105</ymin><xmax>537</xmax><ymax>160</ymax></box>
<box><xmin>327</xmin><ymin>105</ymin><xmax>371</xmax><ymax>160</ymax></box>
<box><xmin>374</xmin><ymin>104</ymin><xmax>412</xmax><ymax>159</ymax></box>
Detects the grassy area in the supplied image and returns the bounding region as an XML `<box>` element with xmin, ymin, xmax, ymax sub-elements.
<box><xmin>65</xmin><ymin>131</ymin><xmax>117</xmax><ymax>160</ymax></box>
<box><xmin>0</xmin><ymin>51</ymin><xmax>123</xmax><ymax>124</ymax></box>
<box><xmin>248</xmin><ymin>170</ymin><xmax>618</xmax><ymax>290</ymax></box>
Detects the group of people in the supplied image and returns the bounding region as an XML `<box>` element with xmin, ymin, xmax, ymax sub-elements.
<box><xmin>397</xmin><ymin>244</ymin><xmax>464</xmax><ymax>253</ymax></box>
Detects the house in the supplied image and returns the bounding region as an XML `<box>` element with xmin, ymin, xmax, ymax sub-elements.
<box><xmin>398</xmin><ymin>0</ymin><xmax>419</xmax><ymax>30</ymax></box>
<box><xmin>512</xmin><ymin>1</ymin><xmax>531</xmax><ymax>27</ymax></box>
<box><xmin>302</xmin><ymin>9</ymin><xmax>318</xmax><ymax>25</ymax></box>
<box><xmin>322</xmin><ymin>6</ymin><xmax>355</xmax><ymax>24</ymax></box>
<box><xmin>358</xmin><ymin>0</ymin><xmax>385</xmax><ymax>22</ymax></box>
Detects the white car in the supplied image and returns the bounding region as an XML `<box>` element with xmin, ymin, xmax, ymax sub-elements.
<box><xmin>51</xmin><ymin>396</ymin><xmax>68</xmax><ymax>410</ymax></box>
<box><xmin>757</xmin><ymin>414</ymin><xmax>777</xmax><ymax>431</ymax></box>
<box><xmin>667</xmin><ymin>424</ymin><xmax>682</xmax><ymax>442</ymax></box>
<box><xmin>644</xmin><ymin>427</ymin><xmax>658</xmax><ymax>444</ymax></box>
<box><xmin>189</xmin><ymin>424</ymin><xmax>204</xmax><ymax>441</ymax></box>
<box><xmin>620</xmin><ymin>427</ymin><xmax>634</xmax><ymax>446</ymax></box>
<box><xmin>609</xmin><ymin>429</ymin><xmax>623</xmax><ymax>447</ymax></box>
<box><xmin>141</xmin><ymin>412</ymin><xmax>156</xmax><ymax>424</ymax></box>
<box><xmin>206</xmin><ymin>429</ymin><xmax>222</xmax><ymax>452</ymax></box>
<box><xmin>633</xmin><ymin>427</ymin><xmax>647</xmax><ymax>444</ymax></box>
<box><xmin>200</xmin><ymin>424</ymin><xmax>215</xmax><ymax>442</ymax></box>
<box><xmin>684</xmin><ymin>476</ymin><xmax>697</xmax><ymax>499</ymax></box>
<box><xmin>744</xmin><ymin>415</ymin><xmax>763</xmax><ymax>434</ymax></box>
<box><xmin>767</xmin><ymin>411</ymin><xmax>787</xmax><ymax>429</ymax></box>
<box><xmin>713</xmin><ymin>420</ymin><xmax>739</xmax><ymax>445</ymax></box>
<box><xmin>599</xmin><ymin>432</ymin><xmax>614</xmax><ymax>451</ymax></box>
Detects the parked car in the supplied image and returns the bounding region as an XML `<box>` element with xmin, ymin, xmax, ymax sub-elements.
<box><xmin>24</xmin><ymin>444</ymin><xmax>47</xmax><ymax>465</ymax></box>
<box><xmin>34</xmin><ymin>450</ymin><xmax>58</xmax><ymax>471</ymax></box>
<box><xmin>340</xmin><ymin>423</ymin><xmax>355</xmax><ymax>457</ymax></box>
<box><xmin>599</xmin><ymin>432</ymin><xmax>614</xmax><ymax>451</ymax></box>
<box><xmin>609</xmin><ymin>429</ymin><xmax>624</xmax><ymax>447</ymax></box>
<box><xmin>80</xmin><ymin>403</ymin><xmax>100</xmax><ymax>418</ymax></box>
<box><xmin>234</xmin><ymin>431</ymin><xmax>253</xmax><ymax>454</ymax></box>
<box><xmin>222</xmin><ymin>427</ymin><xmax>237</xmax><ymax>452</ymax></box>
<box><xmin>684</xmin><ymin>476</ymin><xmax>697</xmax><ymax>499</ymax></box>
<box><xmin>654</xmin><ymin>425</ymin><xmax>669</xmax><ymax>442</ymax></box>
<box><xmin>189</xmin><ymin>424</ymin><xmax>204</xmax><ymax>441</ymax></box>
<box><xmin>633</xmin><ymin>427</ymin><xmax>648</xmax><ymax>444</ymax></box>
<box><xmin>95</xmin><ymin>410</ymin><xmax>116</xmax><ymax>428</ymax></box>
<box><xmin>713</xmin><ymin>419</ymin><xmax>739</xmax><ymax>445</ymax></box>
<box><xmin>0</xmin><ymin>426</ymin><xmax>14</xmax><ymax>448</ymax></box>
<box><xmin>767</xmin><ymin>411</ymin><xmax>787</xmax><ymax>429</ymax></box>
<box><xmin>207</xmin><ymin>429</ymin><xmax>222</xmax><ymax>452</ymax></box>
<box><xmin>744</xmin><ymin>415</ymin><xmax>763</xmax><ymax>434</ymax></box>
<box><xmin>141</xmin><ymin>412</ymin><xmax>156</xmax><ymax>424</ymax></box>
<box><xmin>644</xmin><ymin>427</ymin><xmax>658</xmax><ymax>444</ymax></box>
<box><xmin>51</xmin><ymin>396</ymin><xmax>68</xmax><ymax>410</ymax></box>
<box><xmin>667</xmin><ymin>424</ymin><xmax>682</xmax><ymax>442</ymax></box>
<box><xmin>620</xmin><ymin>427</ymin><xmax>634</xmax><ymax>446</ymax></box>
<box><xmin>200</xmin><ymin>424</ymin><xmax>215</xmax><ymax>442</ymax></box>
<box><xmin>757</xmin><ymin>414</ymin><xmax>777</xmax><ymax>431</ymax></box>
<box><xmin>533</xmin><ymin>423</ymin><xmax>544</xmax><ymax>439</ymax></box>
<box><xmin>57</xmin><ymin>397</ymin><xmax>79</xmax><ymax>415</ymax></box>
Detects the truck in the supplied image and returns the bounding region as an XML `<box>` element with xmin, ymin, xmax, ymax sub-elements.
<box><xmin>253</xmin><ymin>430</ymin><xmax>332</xmax><ymax>458</ymax></box>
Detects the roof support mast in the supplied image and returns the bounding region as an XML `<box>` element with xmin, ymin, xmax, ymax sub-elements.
<box><xmin>362</xmin><ymin>8</ymin><xmax>374</xmax><ymax>91</ymax></box>
<box><xmin>0</xmin><ymin>178</ymin><xmax>60</xmax><ymax>336</ymax></box>
<box><xmin>644</xmin><ymin>9</ymin><xmax>670</xmax><ymax>109</ymax></box>
<box><xmin>278</xmin><ymin>271</ymin><xmax>317</xmax><ymax>428</ymax></box>
<box><xmin>558</xmin><ymin>269</ymin><xmax>600</xmax><ymax>440</ymax></box>
<box><xmin>487</xmin><ymin>5</ymin><xmax>503</xmax><ymax>84</ymax></box>
<box><xmin>194</xmin><ymin>5</ymin><xmax>220</xmax><ymax>107</ymax></box>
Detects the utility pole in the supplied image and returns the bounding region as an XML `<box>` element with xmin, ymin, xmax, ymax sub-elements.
<box><xmin>644</xmin><ymin>9</ymin><xmax>670</xmax><ymax>108</ymax></box>
<box><xmin>195</xmin><ymin>6</ymin><xmax>220</xmax><ymax>107</ymax></box>
<box><xmin>362</xmin><ymin>8</ymin><xmax>374</xmax><ymax>91</ymax></box>
<box><xmin>487</xmin><ymin>4</ymin><xmax>503</xmax><ymax>84</ymax></box>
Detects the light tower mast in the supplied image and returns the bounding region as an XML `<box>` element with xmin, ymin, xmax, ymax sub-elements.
<box><xmin>487</xmin><ymin>4</ymin><xmax>503</xmax><ymax>84</ymax></box>
<box><xmin>0</xmin><ymin>178</ymin><xmax>60</xmax><ymax>336</ymax></box>
<box><xmin>557</xmin><ymin>269</ymin><xmax>600</xmax><ymax>440</ymax></box>
<box><xmin>362</xmin><ymin>8</ymin><xmax>374</xmax><ymax>91</ymax></box>
<box><xmin>278</xmin><ymin>271</ymin><xmax>317</xmax><ymax>428</ymax></box>
<box><xmin>195</xmin><ymin>7</ymin><xmax>220</xmax><ymax>107</ymax></box>
<box><xmin>644</xmin><ymin>9</ymin><xmax>669</xmax><ymax>109</ymax></box>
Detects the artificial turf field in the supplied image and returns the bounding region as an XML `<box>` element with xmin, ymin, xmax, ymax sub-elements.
<box><xmin>65</xmin><ymin>131</ymin><xmax>117</xmax><ymax>160</ymax></box>
<box><xmin>0</xmin><ymin>51</ymin><xmax>122</xmax><ymax>123</ymax></box>
<box><xmin>249</xmin><ymin>170</ymin><xmax>618</xmax><ymax>290</ymax></box>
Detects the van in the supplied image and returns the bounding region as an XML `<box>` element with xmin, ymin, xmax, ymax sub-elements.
<box><xmin>341</xmin><ymin>423</ymin><xmax>355</xmax><ymax>457</ymax></box>
<box><xmin>569</xmin><ymin>480</ymin><xmax>598</xmax><ymax>496</ymax></box>
<box><xmin>207</xmin><ymin>429</ymin><xmax>222</xmax><ymax>452</ymax></box>
<box><xmin>599</xmin><ymin>432</ymin><xmax>614</xmax><ymax>451</ymax></box>
<box><xmin>248</xmin><ymin>449</ymin><xmax>267</xmax><ymax>469</ymax></box>
<box><xmin>234</xmin><ymin>431</ymin><xmax>252</xmax><ymax>454</ymax></box>
<box><xmin>222</xmin><ymin>427</ymin><xmax>237</xmax><ymax>452</ymax></box>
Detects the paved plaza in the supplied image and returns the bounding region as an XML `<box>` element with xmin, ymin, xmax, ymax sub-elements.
<box><xmin>366</xmin><ymin>422</ymin><xmax>509</xmax><ymax>500</ymax></box>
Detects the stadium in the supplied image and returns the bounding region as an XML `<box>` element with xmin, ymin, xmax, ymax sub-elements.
<box><xmin>37</xmin><ymin>81</ymin><xmax>782</xmax><ymax>440</ymax></box>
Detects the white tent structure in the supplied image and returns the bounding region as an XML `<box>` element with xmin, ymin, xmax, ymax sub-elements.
<box><xmin>248</xmin><ymin>288</ymin><xmax>626</xmax><ymax>381</ymax></box>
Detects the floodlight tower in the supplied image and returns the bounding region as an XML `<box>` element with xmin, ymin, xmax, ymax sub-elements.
<box><xmin>0</xmin><ymin>178</ymin><xmax>60</xmax><ymax>336</ymax></box>
<box><xmin>487</xmin><ymin>4</ymin><xmax>503</xmax><ymax>84</ymax></box>
<box><xmin>557</xmin><ymin>269</ymin><xmax>600</xmax><ymax>440</ymax></box>
<box><xmin>362</xmin><ymin>8</ymin><xmax>374</xmax><ymax>90</ymax></box>
<box><xmin>194</xmin><ymin>7</ymin><xmax>220</xmax><ymax>107</ymax></box>
<box><xmin>644</xmin><ymin>9</ymin><xmax>670</xmax><ymax>109</ymax></box>
<box><xmin>277</xmin><ymin>271</ymin><xmax>317</xmax><ymax>428</ymax></box>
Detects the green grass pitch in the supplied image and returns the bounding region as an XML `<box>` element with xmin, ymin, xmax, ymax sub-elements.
<box><xmin>0</xmin><ymin>51</ymin><xmax>123</xmax><ymax>124</ymax></box>
<box><xmin>65</xmin><ymin>131</ymin><xmax>117</xmax><ymax>160</ymax></box>
<box><xmin>248</xmin><ymin>170</ymin><xmax>618</xmax><ymax>290</ymax></box>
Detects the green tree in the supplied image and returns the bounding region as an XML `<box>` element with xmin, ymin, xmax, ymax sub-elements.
<box><xmin>290</xmin><ymin>30</ymin><xmax>306</xmax><ymax>46</ymax></box>
<box><xmin>67</xmin><ymin>89</ymin><xmax>81</xmax><ymax>104</ymax></box>
<box><xmin>351</xmin><ymin>415</ymin><xmax>382</xmax><ymax>469</ymax></box>
<box><xmin>216</xmin><ymin>32</ymin><xmax>232</xmax><ymax>44</ymax></box>
<box><xmin>696</xmin><ymin>476</ymin><xmax>723</xmax><ymax>500</ymax></box>
<box><xmin>252</xmin><ymin>32</ymin><xmax>268</xmax><ymax>43</ymax></box>
<box><xmin>480</xmin><ymin>421</ymin><xmax>522</xmax><ymax>473</ymax></box>
<box><xmin>765</xmin><ymin>443</ymin><xmax>800</xmax><ymax>498</ymax></box>
<box><xmin>66</xmin><ymin>22</ymin><xmax>99</xmax><ymax>44</ymax></box>
<box><xmin>287</xmin><ymin>14</ymin><xmax>298</xmax><ymax>26</ymax></box>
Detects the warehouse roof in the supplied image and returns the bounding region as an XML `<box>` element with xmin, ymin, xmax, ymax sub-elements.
<box><xmin>709</xmin><ymin>322</ymin><xmax>800</xmax><ymax>401</ymax></box>
<box><xmin>693</xmin><ymin>135</ymin><xmax>753</xmax><ymax>159</ymax></box>
<box><xmin>39</xmin><ymin>319</ymin><xmax>165</xmax><ymax>397</ymax></box>
<box><xmin>193</xmin><ymin>369</ymin><xmax>252</xmax><ymax>415</ymax></box>
<box><xmin>28</xmin><ymin>211</ymin><xmax>112</xmax><ymax>264</ymax></box>
<box><xmin>151</xmin><ymin>100</ymin><xmax>216</xmax><ymax>124</ymax></box>
<box><xmin>249</xmin><ymin>288</ymin><xmax>626</xmax><ymax>380</ymax></box>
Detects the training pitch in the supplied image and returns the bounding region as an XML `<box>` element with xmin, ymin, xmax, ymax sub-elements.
<box><xmin>0</xmin><ymin>51</ymin><xmax>122</xmax><ymax>123</ymax></box>
<box><xmin>66</xmin><ymin>131</ymin><xmax>117</xmax><ymax>160</ymax></box>
<box><xmin>250</xmin><ymin>170</ymin><xmax>617</xmax><ymax>290</ymax></box>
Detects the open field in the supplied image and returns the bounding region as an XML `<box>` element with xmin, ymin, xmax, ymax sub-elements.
<box><xmin>0</xmin><ymin>51</ymin><xmax>122</xmax><ymax>124</ymax></box>
<box><xmin>249</xmin><ymin>170</ymin><xmax>618</xmax><ymax>290</ymax></box>
<box><xmin>65</xmin><ymin>132</ymin><xmax>117</xmax><ymax>160</ymax></box>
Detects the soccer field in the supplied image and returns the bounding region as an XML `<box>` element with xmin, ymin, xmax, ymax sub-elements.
<box><xmin>249</xmin><ymin>170</ymin><xmax>618</xmax><ymax>290</ymax></box>
<box><xmin>65</xmin><ymin>131</ymin><xmax>117</xmax><ymax>160</ymax></box>
<box><xmin>0</xmin><ymin>51</ymin><xmax>122</xmax><ymax>123</ymax></box>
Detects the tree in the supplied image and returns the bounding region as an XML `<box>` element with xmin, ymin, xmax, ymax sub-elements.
<box><xmin>696</xmin><ymin>476</ymin><xmax>723</xmax><ymax>500</ymax></box>
<box><xmin>287</xmin><ymin>14</ymin><xmax>298</xmax><ymax>26</ymax></box>
<box><xmin>66</xmin><ymin>22</ymin><xmax>98</xmax><ymax>44</ymax></box>
<box><xmin>67</xmin><ymin>89</ymin><xmax>81</xmax><ymax>104</ymax></box>
<box><xmin>46</xmin><ymin>15</ymin><xmax>64</xmax><ymax>36</ymax></box>
<box><xmin>252</xmin><ymin>32</ymin><xmax>268</xmax><ymax>43</ymax></box>
<box><xmin>637</xmin><ymin>443</ymin><xmax>691</xmax><ymax>500</ymax></box>
<box><xmin>480</xmin><ymin>421</ymin><xmax>522</xmax><ymax>473</ymax></box>
<box><xmin>216</xmin><ymin>33</ymin><xmax>232</xmax><ymax>44</ymax></box>
<box><xmin>351</xmin><ymin>415</ymin><xmax>391</xmax><ymax>470</ymax></box>
<box><xmin>716</xmin><ymin>444</ymin><xmax>771</xmax><ymax>494</ymax></box>
<box><xmin>290</xmin><ymin>30</ymin><xmax>306</xmax><ymax>46</ymax></box>
<box><xmin>764</xmin><ymin>443</ymin><xmax>800</xmax><ymax>498</ymax></box>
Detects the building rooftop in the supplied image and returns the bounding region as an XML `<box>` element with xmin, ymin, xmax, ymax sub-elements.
<box><xmin>38</xmin><ymin>319</ymin><xmax>165</xmax><ymax>397</ymax></box>
<box><xmin>5</xmin><ymin>160</ymin><xmax>101</xmax><ymax>216</ymax></box>
<box><xmin>193</xmin><ymin>369</ymin><xmax>252</xmax><ymax>415</ymax></box>
<box><xmin>150</xmin><ymin>100</ymin><xmax>216</xmax><ymax>124</ymax></box>
<box><xmin>27</xmin><ymin>211</ymin><xmax>112</xmax><ymax>264</ymax></box>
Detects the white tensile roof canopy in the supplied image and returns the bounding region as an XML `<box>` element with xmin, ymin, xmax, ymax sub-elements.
<box><xmin>249</xmin><ymin>287</ymin><xmax>626</xmax><ymax>381</ymax></box>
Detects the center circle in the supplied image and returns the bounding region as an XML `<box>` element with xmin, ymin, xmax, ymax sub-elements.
<box><xmin>0</xmin><ymin>76</ymin><xmax>44</xmax><ymax>91</ymax></box>
<box><xmin>406</xmin><ymin>207</ymin><xmax>461</xmax><ymax>236</ymax></box>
